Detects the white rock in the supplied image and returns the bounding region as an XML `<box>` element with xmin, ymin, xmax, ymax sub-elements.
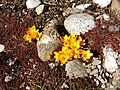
<box><xmin>97</xmin><ymin>65</ymin><xmax>101</xmax><ymax>72</ymax></box>
<box><xmin>76</xmin><ymin>4</ymin><xmax>91</xmax><ymax>11</ymax></box>
<box><xmin>35</xmin><ymin>4</ymin><xmax>44</xmax><ymax>15</ymax></box>
<box><xmin>93</xmin><ymin>0</ymin><xmax>111</xmax><ymax>8</ymax></box>
<box><xmin>5</xmin><ymin>76</ymin><xmax>12</xmax><ymax>82</ymax></box>
<box><xmin>48</xmin><ymin>63</ymin><xmax>56</xmax><ymax>69</ymax></box>
<box><xmin>96</xmin><ymin>80</ymin><xmax>99</xmax><ymax>86</ymax></box>
<box><xmin>90</xmin><ymin>69</ymin><xmax>98</xmax><ymax>75</ymax></box>
<box><xmin>103</xmin><ymin>47</ymin><xmax>118</xmax><ymax>73</ymax></box>
<box><xmin>26</xmin><ymin>0</ymin><xmax>41</xmax><ymax>9</ymax></box>
<box><xmin>61</xmin><ymin>83</ymin><xmax>69</xmax><ymax>89</ymax></box>
<box><xmin>0</xmin><ymin>44</ymin><xmax>5</xmax><ymax>52</ymax></box>
<box><xmin>103</xmin><ymin>13</ymin><xmax>110</xmax><ymax>21</ymax></box>
<box><xmin>64</xmin><ymin>13</ymin><xmax>96</xmax><ymax>35</ymax></box>
<box><xmin>92</xmin><ymin>60</ymin><xmax>101</xmax><ymax>65</ymax></box>
<box><xmin>91</xmin><ymin>65</ymin><xmax>96</xmax><ymax>69</ymax></box>
<box><xmin>101</xmin><ymin>83</ymin><xmax>106</xmax><ymax>88</ymax></box>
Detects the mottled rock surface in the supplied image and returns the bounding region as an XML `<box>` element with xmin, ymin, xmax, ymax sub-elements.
<box><xmin>64</xmin><ymin>13</ymin><xmax>96</xmax><ymax>35</ymax></box>
<box><xmin>37</xmin><ymin>20</ymin><xmax>62</xmax><ymax>61</ymax></box>
<box><xmin>65</xmin><ymin>59</ymin><xmax>87</xmax><ymax>79</ymax></box>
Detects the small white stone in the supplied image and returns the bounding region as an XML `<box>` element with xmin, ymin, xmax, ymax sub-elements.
<box><xmin>93</xmin><ymin>0</ymin><xmax>111</xmax><ymax>8</ymax></box>
<box><xmin>103</xmin><ymin>47</ymin><xmax>118</xmax><ymax>73</ymax></box>
<box><xmin>33</xmin><ymin>64</ymin><xmax>36</xmax><ymax>69</ymax></box>
<box><xmin>86</xmin><ymin>68</ymin><xmax>91</xmax><ymax>73</ymax></box>
<box><xmin>61</xmin><ymin>83</ymin><xmax>69</xmax><ymax>89</ymax></box>
<box><xmin>106</xmin><ymin>72</ymin><xmax>109</xmax><ymax>77</ymax></box>
<box><xmin>0</xmin><ymin>44</ymin><xmax>5</xmax><ymax>52</ymax></box>
<box><xmin>35</xmin><ymin>4</ymin><xmax>44</xmax><ymax>15</ymax></box>
<box><xmin>85</xmin><ymin>63</ymin><xmax>92</xmax><ymax>68</ymax></box>
<box><xmin>5</xmin><ymin>76</ymin><xmax>12</xmax><ymax>82</ymax></box>
<box><xmin>92</xmin><ymin>60</ymin><xmax>101</xmax><ymax>65</ymax></box>
<box><xmin>97</xmin><ymin>65</ymin><xmax>101</xmax><ymax>72</ymax></box>
<box><xmin>26</xmin><ymin>0</ymin><xmax>41</xmax><ymax>9</ymax></box>
<box><xmin>48</xmin><ymin>63</ymin><xmax>55</xmax><ymax>69</ymax></box>
<box><xmin>26</xmin><ymin>86</ymin><xmax>30</xmax><ymax>90</ymax></box>
<box><xmin>96</xmin><ymin>80</ymin><xmax>99</xmax><ymax>86</ymax></box>
<box><xmin>76</xmin><ymin>4</ymin><xmax>91</xmax><ymax>11</ymax></box>
<box><xmin>103</xmin><ymin>13</ymin><xmax>110</xmax><ymax>21</ymax></box>
<box><xmin>101</xmin><ymin>83</ymin><xmax>106</xmax><ymax>88</ymax></box>
<box><xmin>90</xmin><ymin>69</ymin><xmax>98</xmax><ymax>75</ymax></box>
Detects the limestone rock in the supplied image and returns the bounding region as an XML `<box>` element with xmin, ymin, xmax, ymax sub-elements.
<box><xmin>93</xmin><ymin>0</ymin><xmax>111</xmax><ymax>8</ymax></box>
<box><xmin>103</xmin><ymin>47</ymin><xmax>118</xmax><ymax>73</ymax></box>
<box><xmin>65</xmin><ymin>59</ymin><xmax>87</xmax><ymax>79</ymax></box>
<box><xmin>64</xmin><ymin>13</ymin><xmax>96</xmax><ymax>35</ymax></box>
<box><xmin>26</xmin><ymin>0</ymin><xmax>41</xmax><ymax>9</ymax></box>
<box><xmin>37</xmin><ymin>20</ymin><xmax>62</xmax><ymax>61</ymax></box>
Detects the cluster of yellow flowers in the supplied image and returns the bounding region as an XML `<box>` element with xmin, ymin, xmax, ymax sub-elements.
<box><xmin>23</xmin><ymin>25</ymin><xmax>42</xmax><ymax>42</ymax></box>
<box><xmin>54</xmin><ymin>34</ymin><xmax>93</xmax><ymax>64</ymax></box>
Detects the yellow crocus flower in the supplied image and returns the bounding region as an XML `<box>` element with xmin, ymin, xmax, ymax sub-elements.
<box><xmin>82</xmin><ymin>50</ymin><xmax>93</xmax><ymax>61</ymax></box>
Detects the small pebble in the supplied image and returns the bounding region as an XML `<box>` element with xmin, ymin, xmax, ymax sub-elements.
<box><xmin>101</xmin><ymin>83</ymin><xmax>106</xmax><ymax>88</ymax></box>
<box><xmin>35</xmin><ymin>4</ymin><xmax>44</xmax><ymax>15</ymax></box>
<box><xmin>0</xmin><ymin>44</ymin><xmax>5</xmax><ymax>52</ymax></box>
<box><xmin>92</xmin><ymin>60</ymin><xmax>101</xmax><ymax>65</ymax></box>
<box><xmin>49</xmin><ymin>63</ymin><xmax>56</xmax><ymax>69</ymax></box>
<box><xmin>5</xmin><ymin>76</ymin><xmax>12</xmax><ymax>82</ymax></box>
<box><xmin>26</xmin><ymin>0</ymin><xmax>41</xmax><ymax>9</ymax></box>
<box><xmin>90</xmin><ymin>69</ymin><xmax>98</xmax><ymax>75</ymax></box>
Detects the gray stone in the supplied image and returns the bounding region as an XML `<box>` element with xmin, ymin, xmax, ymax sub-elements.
<box><xmin>64</xmin><ymin>13</ymin><xmax>96</xmax><ymax>35</ymax></box>
<box><xmin>97</xmin><ymin>65</ymin><xmax>101</xmax><ymax>72</ymax></box>
<box><xmin>112</xmin><ymin>69</ymin><xmax>120</xmax><ymax>88</ymax></box>
<box><xmin>86</xmin><ymin>68</ymin><xmax>91</xmax><ymax>73</ymax></box>
<box><xmin>37</xmin><ymin>20</ymin><xmax>62</xmax><ymax>61</ymax></box>
<box><xmin>92</xmin><ymin>60</ymin><xmax>101</xmax><ymax>65</ymax></box>
<box><xmin>90</xmin><ymin>69</ymin><xmax>98</xmax><ymax>75</ymax></box>
<box><xmin>65</xmin><ymin>59</ymin><xmax>87</xmax><ymax>79</ymax></box>
<box><xmin>105</xmin><ymin>83</ymin><xmax>116</xmax><ymax>90</ymax></box>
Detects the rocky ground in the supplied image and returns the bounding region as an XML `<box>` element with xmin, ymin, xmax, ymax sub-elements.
<box><xmin>0</xmin><ymin>0</ymin><xmax>120</xmax><ymax>90</ymax></box>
